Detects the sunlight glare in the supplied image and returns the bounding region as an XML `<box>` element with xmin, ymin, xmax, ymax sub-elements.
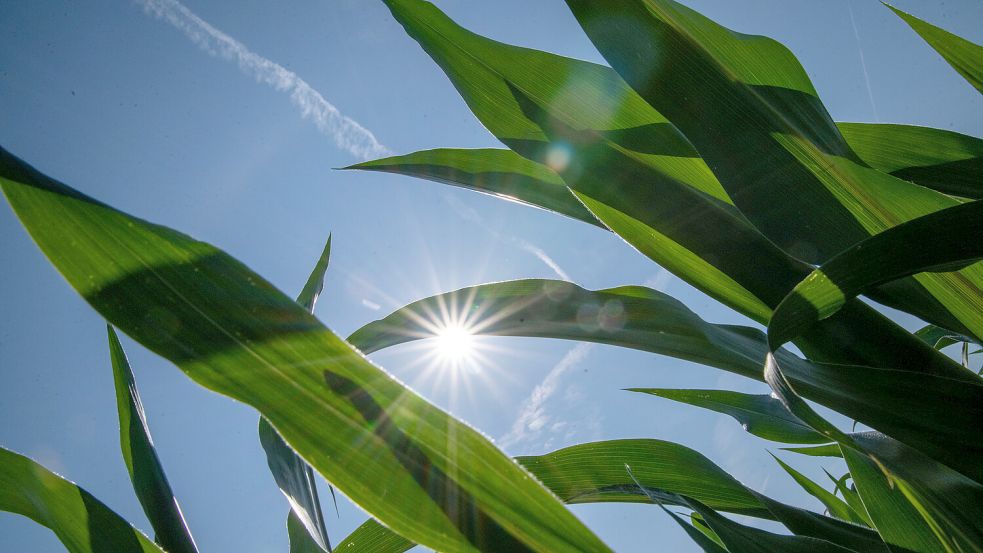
<box><xmin>435</xmin><ymin>324</ymin><xmax>475</xmax><ymax>362</ymax></box>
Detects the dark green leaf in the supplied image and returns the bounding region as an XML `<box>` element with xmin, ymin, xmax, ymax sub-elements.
<box><xmin>837</xmin><ymin>123</ymin><xmax>983</xmax><ymax>199</ymax></box>
<box><xmin>0</xmin><ymin>147</ymin><xmax>611</xmax><ymax>553</ymax></box>
<box><xmin>690</xmin><ymin>513</ymin><xmax>727</xmax><ymax>551</ymax></box>
<box><xmin>288</xmin><ymin>511</ymin><xmax>330</xmax><ymax>553</ymax></box>
<box><xmin>825</xmin><ymin>471</ymin><xmax>872</xmax><ymax>527</ymax></box>
<box><xmin>0</xmin><ymin>446</ymin><xmax>165</xmax><ymax>553</ymax></box>
<box><xmin>913</xmin><ymin>324</ymin><xmax>975</xmax><ymax>350</ymax></box>
<box><xmin>346</xmin><ymin>148</ymin><xmax>602</xmax><ymax>228</ymax></box>
<box><xmin>625</xmin><ymin>465</ymin><xmax>729</xmax><ymax>553</ymax></box>
<box><xmin>108</xmin><ymin>326</ymin><xmax>198</xmax><ymax>553</ymax></box>
<box><xmin>628</xmin><ymin>388</ymin><xmax>826</xmax><ymax>444</ymax></box>
<box><xmin>770</xmin><ymin>454</ymin><xmax>865</xmax><ymax>525</ymax></box>
<box><xmin>887</xmin><ymin>4</ymin><xmax>983</xmax><ymax>94</ymax></box>
<box><xmin>565</xmin><ymin>0</ymin><xmax>983</xmax><ymax>340</ymax></box>
<box><xmin>684</xmin><ymin>497</ymin><xmax>854</xmax><ymax>553</ymax></box>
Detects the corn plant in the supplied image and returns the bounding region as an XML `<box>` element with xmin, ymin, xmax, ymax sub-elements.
<box><xmin>1</xmin><ymin>0</ymin><xmax>982</xmax><ymax>552</ymax></box>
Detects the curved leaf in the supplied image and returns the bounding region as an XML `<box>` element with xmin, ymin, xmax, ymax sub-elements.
<box><xmin>515</xmin><ymin>439</ymin><xmax>766</xmax><ymax>516</ymax></box>
<box><xmin>628</xmin><ymin>388</ymin><xmax>826</xmax><ymax>444</ymax></box>
<box><xmin>0</xmin><ymin>446</ymin><xmax>165</xmax><ymax>553</ymax></box>
<box><xmin>346</xmin><ymin>148</ymin><xmax>602</xmax><ymax>228</ymax></box>
<box><xmin>837</xmin><ymin>123</ymin><xmax>983</xmax><ymax>199</ymax></box>
<box><xmin>887</xmin><ymin>4</ymin><xmax>983</xmax><ymax>94</ymax></box>
<box><xmin>0</xmin><ymin>147</ymin><xmax>611</xmax><ymax>553</ymax></box>
<box><xmin>770</xmin><ymin>454</ymin><xmax>865</xmax><ymax>526</ymax></box>
<box><xmin>108</xmin><ymin>326</ymin><xmax>199</xmax><ymax>553</ymax></box>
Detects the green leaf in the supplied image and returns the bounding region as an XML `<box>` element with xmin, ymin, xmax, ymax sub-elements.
<box><xmin>288</xmin><ymin>511</ymin><xmax>331</xmax><ymax>553</ymax></box>
<box><xmin>836</xmin><ymin>123</ymin><xmax>983</xmax><ymax>199</ymax></box>
<box><xmin>346</xmin><ymin>148</ymin><xmax>602</xmax><ymax>228</ymax></box>
<box><xmin>259</xmin><ymin>421</ymin><xmax>330</xmax><ymax>553</ymax></box>
<box><xmin>825</xmin><ymin>471</ymin><xmax>872</xmax><ymax>527</ymax></box>
<box><xmin>781</xmin><ymin>444</ymin><xmax>842</xmax><ymax>458</ymax></box>
<box><xmin>769</xmin><ymin>200</ymin><xmax>983</xmax><ymax>348</ymax></box>
<box><xmin>690</xmin><ymin>513</ymin><xmax>728</xmax><ymax>551</ymax></box>
<box><xmin>259</xmin><ymin>233</ymin><xmax>334</xmax><ymax>553</ymax></box>
<box><xmin>564</xmin><ymin>0</ymin><xmax>983</xmax><ymax>341</ymax></box>
<box><xmin>913</xmin><ymin>324</ymin><xmax>976</xmax><ymax>350</ymax></box>
<box><xmin>0</xmin><ymin>446</ymin><xmax>165</xmax><ymax>553</ymax></box>
<box><xmin>0</xmin><ymin>148</ymin><xmax>612</xmax><ymax>553</ymax></box>
<box><xmin>108</xmin><ymin>326</ymin><xmax>199</xmax><ymax>553</ymax></box>
<box><xmin>770</xmin><ymin>454</ymin><xmax>865</xmax><ymax>525</ymax></box>
<box><xmin>841</xmin><ymin>446</ymin><xmax>944</xmax><ymax>553</ymax></box>
<box><xmin>628</xmin><ymin>388</ymin><xmax>826</xmax><ymax>444</ymax></box>
<box><xmin>846</xmin><ymin>435</ymin><xmax>983</xmax><ymax>553</ymax></box>
<box><xmin>886</xmin><ymin>4</ymin><xmax>983</xmax><ymax>94</ymax></box>
<box><xmin>333</xmin><ymin>519</ymin><xmax>415</xmax><ymax>553</ymax></box>
<box><xmin>352</xmin><ymin>278</ymin><xmax>979</xmax><ymax>481</ymax></box>
<box><xmin>683</xmin><ymin>497</ymin><xmax>855</xmax><ymax>553</ymax></box>
<box><xmin>624</xmin><ymin>465</ymin><xmax>729</xmax><ymax>553</ymax></box>
<box><xmin>515</xmin><ymin>439</ymin><xmax>766</xmax><ymax>517</ymax></box>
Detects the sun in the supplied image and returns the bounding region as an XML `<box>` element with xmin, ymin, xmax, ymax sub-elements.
<box><xmin>434</xmin><ymin>324</ymin><xmax>476</xmax><ymax>362</ymax></box>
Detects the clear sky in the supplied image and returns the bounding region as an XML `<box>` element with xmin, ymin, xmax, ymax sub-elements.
<box><xmin>1</xmin><ymin>1</ymin><xmax>981</xmax><ymax>552</ymax></box>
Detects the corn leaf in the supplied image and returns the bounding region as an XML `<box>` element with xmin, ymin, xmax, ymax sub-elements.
<box><xmin>564</xmin><ymin>0</ymin><xmax>983</xmax><ymax>341</ymax></box>
<box><xmin>690</xmin><ymin>513</ymin><xmax>727</xmax><ymax>551</ymax></box>
<box><xmin>333</xmin><ymin>519</ymin><xmax>414</xmax><ymax>553</ymax></box>
<box><xmin>108</xmin><ymin>326</ymin><xmax>199</xmax><ymax>553</ymax></box>
<box><xmin>683</xmin><ymin>497</ymin><xmax>855</xmax><ymax>553</ymax></box>
<box><xmin>825</xmin><ymin>471</ymin><xmax>872</xmax><ymax>527</ymax></box>
<box><xmin>781</xmin><ymin>444</ymin><xmax>842</xmax><ymax>458</ymax></box>
<box><xmin>887</xmin><ymin>4</ymin><xmax>983</xmax><ymax>94</ymax></box>
<box><xmin>770</xmin><ymin>454</ymin><xmax>865</xmax><ymax>526</ymax></box>
<box><xmin>627</xmin><ymin>388</ymin><xmax>826</xmax><ymax>444</ymax></box>
<box><xmin>346</xmin><ymin>148</ymin><xmax>602</xmax><ymax>228</ymax></box>
<box><xmin>0</xmin><ymin>447</ymin><xmax>165</xmax><ymax>553</ymax></box>
<box><xmin>259</xmin><ymin>233</ymin><xmax>333</xmax><ymax>553</ymax></box>
<box><xmin>351</xmin><ymin>278</ymin><xmax>979</xmax><ymax>474</ymax></box>
<box><xmin>836</xmin><ymin>123</ymin><xmax>982</xmax><ymax>199</ymax></box>
<box><xmin>0</xmin><ymin>147</ymin><xmax>612</xmax><ymax>553</ymax></box>
<box><xmin>515</xmin><ymin>439</ymin><xmax>766</xmax><ymax>516</ymax></box>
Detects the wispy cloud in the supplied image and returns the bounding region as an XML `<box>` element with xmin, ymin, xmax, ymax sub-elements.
<box><xmin>499</xmin><ymin>343</ymin><xmax>594</xmax><ymax>450</ymax></box>
<box><xmin>442</xmin><ymin>193</ymin><xmax>573</xmax><ymax>281</ymax></box>
<box><xmin>137</xmin><ymin>0</ymin><xmax>389</xmax><ymax>160</ymax></box>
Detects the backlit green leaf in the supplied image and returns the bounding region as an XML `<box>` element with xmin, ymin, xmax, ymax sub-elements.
<box><xmin>0</xmin><ymin>147</ymin><xmax>611</xmax><ymax>553</ymax></box>
<box><xmin>0</xmin><ymin>447</ymin><xmax>165</xmax><ymax>553</ymax></box>
<box><xmin>887</xmin><ymin>4</ymin><xmax>983</xmax><ymax>94</ymax></box>
<box><xmin>108</xmin><ymin>326</ymin><xmax>198</xmax><ymax>553</ymax></box>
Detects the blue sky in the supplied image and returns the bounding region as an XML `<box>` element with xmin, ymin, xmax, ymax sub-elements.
<box><xmin>1</xmin><ymin>0</ymin><xmax>981</xmax><ymax>551</ymax></box>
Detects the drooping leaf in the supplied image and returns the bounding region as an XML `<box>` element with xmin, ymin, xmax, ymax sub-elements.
<box><xmin>351</xmin><ymin>278</ymin><xmax>979</xmax><ymax>480</ymax></box>
<box><xmin>887</xmin><ymin>4</ymin><xmax>983</xmax><ymax>94</ymax></box>
<box><xmin>913</xmin><ymin>324</ymin><xmax>975</xmax><ymax>350</ymax></box>
<box><xmin>333</xmin><ymin>519</ymin><xmax>415</xmax><ymax>553</ymax></box>
<box><xmin>624</xmin><ymin>465</ymin><xmax>729</xmax><ymax>553</ymax></box>
<box><xmin>108</xmin><ymin>326</ymin><xmax>199</xmax><ymax>553</ymax></box>
<box><xmin>515</xmin><ymin>439</ymin><xmax>766</xmax><ymax>516</ymax></box>
<box><xmin>836</xmin><ymin>123</ymin><xmax>983</xmax><ymax>199</ymax></box>
<box><xmin>749</xmin><ymin>491</ymin><xmax>890</xmax><ymax>553</ymax></box>
<box><xmin>260</xmin><ymin>233</ymin><xmax>333</xmax><ymax>553</ymax></box>
<box><xmin>628</xmin><ymin>388</ymin><xmax>826</xmax><ymax>444</ymax></box>
<box><xmin>769</xmin><ymin>200</ymin><xmax>983</xmax><ymax>348</ymax></box>
<box><xmin>683</xmin><ymin>497</ymin><xmax>854</xmax><ymax>553</ymax></box>
<box><xmin>770</xmin><ymin>454</ymin><xmax>865</xmax><ymax>525</ymax></box>
<box><xmin>346</xmin><ymin>148</ymin><xmax>602</xmax><ymax>228</ymax></box>
<box><xmin>564</xmin><ymin>0</ymin><xmax>983</xmax><ymax>340</ymax></box>
<box><xmin>0</xmin><ymin>446</ymin><xmax>165</xmax><ymax>553</ymax></box>
<box><xmin>0</xmin><ymin>147</ymin><xmax>612</xmax><ymax>553</ymax></box>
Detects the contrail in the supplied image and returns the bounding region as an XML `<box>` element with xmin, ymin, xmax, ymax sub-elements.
<box><xmin>847</xmin><ymin>1</ymin><xmax>879</xmax><ymax>122</ymax></box>
<box><xmin>137</xmin><ymin>0</ymin><xmax>390</xmax><ymax>160</ymax></box>
<box><xmin>499</xmin><ymin>343</ymin><xmax>594</xmax><ymax>450</ymax></box>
